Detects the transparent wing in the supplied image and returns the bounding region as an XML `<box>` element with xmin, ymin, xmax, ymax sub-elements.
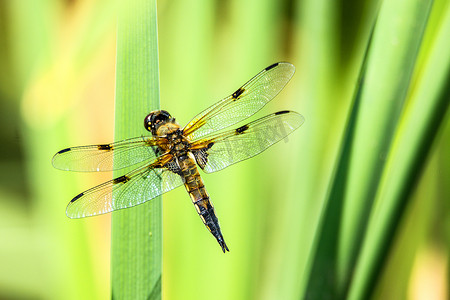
<box><xmin>66</xmin><ymin>155</ymin><xmax>183</xmax><ymax>218</ymax></box>
<box><xmin>190</xmin><ymin>111</ymin><xmax>304</xmax><ymax>173</ymax></box>
<box><xmin>52</xmin><ymin>136</ymin><xmax>165</xmax><ymax>172</ymax></box>
<box><xmin>182</xmin><ymin>62</ymin><xmax>295</xmax><ymax>141</ymax></box>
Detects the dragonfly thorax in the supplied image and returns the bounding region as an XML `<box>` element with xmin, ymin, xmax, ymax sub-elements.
<box><xmin>167</xmin><ymin>130</ymin><xmax>190</xmax><ymax>153</ymax></box>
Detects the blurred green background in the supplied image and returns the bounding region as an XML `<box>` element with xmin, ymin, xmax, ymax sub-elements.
<box><xmin>0</xmin><ymin>0</ymin><xmax>448</xmax><ymax>299</ymax></box>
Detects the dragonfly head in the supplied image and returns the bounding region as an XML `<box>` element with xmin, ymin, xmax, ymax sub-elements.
<box><xmin>144</xmin><ymin>110</ymin><xmax>178</xmax><ymax>136</ymax></box>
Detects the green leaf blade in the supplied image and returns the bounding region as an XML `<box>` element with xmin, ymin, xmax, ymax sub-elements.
<box><xmin>112</xmin><ymin>0</ymin><xmax>161</xmax><ymax>299</ymax></box>
<box><xmin>339</xmin><ymin>0</ymin><xmax>434</xmax><ymax>290</ymax></box>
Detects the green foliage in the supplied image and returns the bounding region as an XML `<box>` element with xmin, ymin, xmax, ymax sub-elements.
<box><xmin>112</xmin><ymin>0</ymin><xmax>161</xmax><ymax>299</ymax></box>
<box><xmin>0</xmin><ymin>0</ymin><xmax>448</xmax><ymax>299</ymax></box>
<box><xmin>306</xmin><ymin>0</ymin><xmax>447</xmax><ymax>298</ymax></box>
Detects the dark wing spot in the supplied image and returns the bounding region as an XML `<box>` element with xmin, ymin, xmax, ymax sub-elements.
<box><xmin>275</xmin><ymin>110</ymin><xmax>290</xmax><ymax>115</ymax></box>
<box><xmin>113</xmin><ymin>175</ymin><xmax>130</xmax><ymax>184</ymax></box>
<box><xmin>57</xmin><ymin>148</ymin><xmax>71</xmax><ymax>154</ymax></box>
<box><xmin>98</xmin><ymin>144</ymin><xmax>113</xmax><ymax>151</ymax></box>
<box><xmin>70</xmin><ymin>192</ymin><xmax>84</xmax><ymax>203</ymax></box>
<box><xmin>265</xmin><ymin>62</ymin><xmax>279</xmax><ymax>71</ymax></box>
<box><xmin>232</xmin><ymin>87</ymin><xmax>245</xmax><ymax>100</ymax></box>
<box><xmin>235</xmin><ymin>124</ymin><xmax>249</xmax><ymax>134</ymax></box>
<box><xmin>207</xmin><ymin>142</ymin><xmax>214</xmax><ymax>149</ymax></box>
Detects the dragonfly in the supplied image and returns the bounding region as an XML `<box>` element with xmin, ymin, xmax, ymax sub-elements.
<box><xmin>52</xmin><ymin>62</ymin><xmax>305</xmax><ymax>253</ymax></box>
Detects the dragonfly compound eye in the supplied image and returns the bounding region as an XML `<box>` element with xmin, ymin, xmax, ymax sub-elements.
<box><xmin>144</xmin><ymin>110</ymin><xmax>172</xmax><ymax>134</ymax></box>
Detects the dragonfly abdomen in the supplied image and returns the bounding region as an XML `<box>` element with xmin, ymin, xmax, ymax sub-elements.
<box><xmin>179</xmin><ymin>154</ymin><xmax>229</xmax><ymax>252</ymax></box>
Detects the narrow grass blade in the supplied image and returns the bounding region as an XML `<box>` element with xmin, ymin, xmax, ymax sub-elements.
<box><xmin>348</xmin><ymin>4</ymin><xmax>450</xmax><ymax>299</ymax></box>
<box><xmin>111</xmin><ymin>0</ymin><xmax>161</xmax><ymax>299</ymax></box>
<box><xmin>304</xmin><ymin>20</ymin><xmax>376</xmax><ymax>299</ymax></box>
<box><xmin>339</xmin><ymin>0</ymin><xmax>433</xmax><ymax>294</ymax></box>
<box><xmin>304</xmin><ymin>0</ymin><xmax>435</xmax><ymax>298</ymax></box>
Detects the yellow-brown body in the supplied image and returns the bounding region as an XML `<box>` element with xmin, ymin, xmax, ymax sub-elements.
<box><xmin>178</xmin><ymin>153</ymin><xmax>228</xmax><ymax>251</ymax></box>
<box><xmin>152</xmin><ymin>114</ymin><xmax>229</xmax><ymax>252</ymax></box>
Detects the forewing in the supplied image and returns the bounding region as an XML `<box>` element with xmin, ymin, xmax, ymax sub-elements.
<box><xmin>66</xmin><ymin>155</ymin><xmax>183</xmax><ymax>218</ymax></box>
<box><xmin>182</xmin><ymin>62</ymin><xmax>295</xmax><ymax>141</ymax></box>
<box><xmin>190</xmin><ymin>111</ymin><xmax>304</xmax><ymax>173</ymax></box>
<box><xmin>52</xmin><ymin>136</ymin><xmax>164</xmax><ymax>172</ymax></box>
